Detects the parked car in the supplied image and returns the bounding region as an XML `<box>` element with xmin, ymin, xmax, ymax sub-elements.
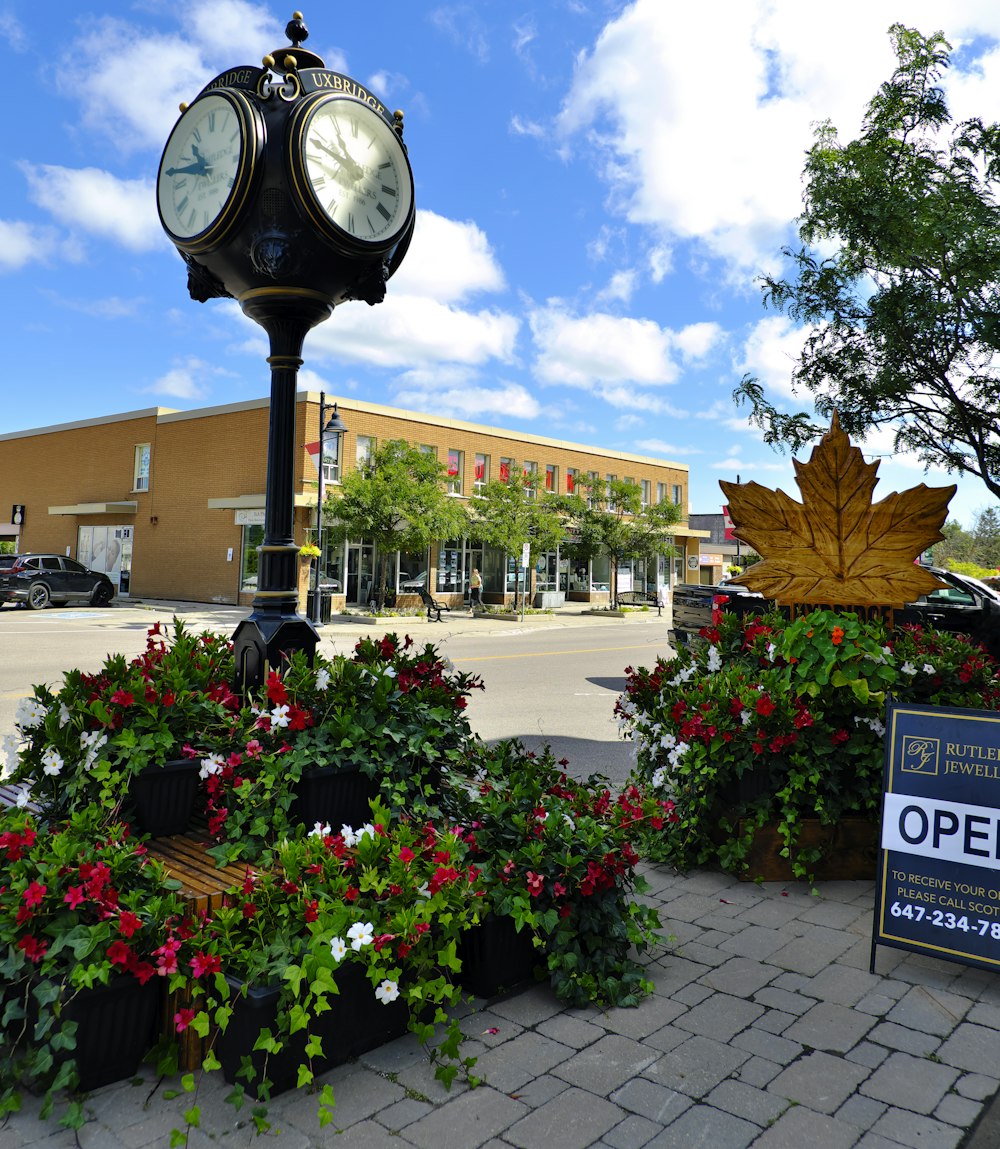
<box><xmin>0</xmin><ymin>554</ymin><xmax>116</xmax><ymax>610</ymax></box>
<box><xmin>400</xmin><ymin>571</ymin><xmax>427</xmax><ymax>592</ymax></box>
<box><xmin>670</xmin><ymin>567</ymin><xmax>1000</xmax><ymax>658</ymax></box>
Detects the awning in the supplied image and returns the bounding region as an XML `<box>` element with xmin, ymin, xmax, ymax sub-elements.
<box><xmin>208</xmin><ymin>493</ymin><xmax>316</xmax><ymax>510</ymax></box>
<box><xmin>48</xmin><ymin>502</ymin><xmax>138</xmax><ymax>516</ymax></box>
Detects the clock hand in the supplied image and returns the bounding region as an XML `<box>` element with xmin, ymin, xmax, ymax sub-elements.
<box><xmin>166</xmin><ymin>160</ymin><xmax>209</xmax><ymax>177</ymax></box>
<box><xmin>315</xmin><ymin>136</ymin><xmax>364</xmax><ymax>182</ymax></box>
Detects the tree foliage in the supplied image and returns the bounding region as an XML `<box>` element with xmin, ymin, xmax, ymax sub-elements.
<box><xmin>735</xmin><ymin>24</ymin><xmax>1000</xmax><ymax>502</ymax></box>
<box><xmin>564</xmin><ymin>478</ymin><xmax>680</xmax><ymax>609</ymax></box>
<box><xmin>468</xmin><ymin>464</ymin><xmax>567</xmax><ymax>604</ymax></box>
<box><xmin>325</xmin><ymin>440</ymin><xmax>469</xmax><ymax>607</ymax></box>
<box><xmin>931</xmin><ymin>508</ymin><xmax>1000</xmax><ymax>571</ymax></box>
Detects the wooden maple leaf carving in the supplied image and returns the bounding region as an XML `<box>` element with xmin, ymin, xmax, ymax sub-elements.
<box><xmin>720</xmin><ymin>414</ymin><xmax>955</xmax><ymax>609</ymax></box>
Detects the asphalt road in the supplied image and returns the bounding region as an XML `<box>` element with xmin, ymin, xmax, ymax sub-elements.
<box><xmin>0</xmin><ymin>601</ymin><xmax>672</xmax><ymax>786</ymax></box>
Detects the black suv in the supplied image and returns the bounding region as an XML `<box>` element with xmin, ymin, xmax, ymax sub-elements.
<box><xmin>0</xmin><ymin>554</ymin><xmax>116</xmax><ymax>610</ymax></box>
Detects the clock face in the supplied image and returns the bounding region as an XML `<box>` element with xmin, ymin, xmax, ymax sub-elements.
<box><xmin>291</xmin><ymin>95</ymin><xmax>414</xmax><ymax>251</ymax></box>
<box><xmin>157</xmin><ymin>90</ymin><xmax>261</xmax><ymax>251</ymax></box>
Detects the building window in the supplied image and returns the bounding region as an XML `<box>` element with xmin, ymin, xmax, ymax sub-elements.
<box><xmin>447</xmin><ymin>449</ymin><xmax>464</xmax><ymax>495</ymax></box>
<box><xmin>420</xmin><ymin>444</ymin><xmax>436</xmax><ymax>456</ymax></box>
<box><xmin>436</xmin><ymin>540</ymin><xmax>462</xmax><ymax>592</ymax></box>
<box><xmin>605</xmin><ymin>473</ymin><xmax>616</xmax><ymax>508</ymax></box>
<box><xmin>672</xmin><ymin>484</ymin><xmax>683</xmax><ymax>506</ymax></box>
<box><xmin>656</xmin><ymin>482</ymin><xmax>667</xmax><ymax>505</ymax></box>
<box><xmin>640</xmin><ymin>479</ymin><xmax>651</xmax><ymax>507</ymax></box>
<box><xmin>356</xmin><ymin>435</ymin><xmax>374</xmax><ymax>472</ymax></box>
<box><xmin>523</xmin><ymin>461</ymin><xmax>537</xmax><ymax>499</ymax></box>
<box><xmin>474</xmin><ymin>453</ymin><xmax>489</xmax><ymax>491</ymax></box>
<box><xmin>588</xmin><ymin>471</ymin><xmax>600</xmax><ymax>508</ymax></box>
<box><xmin>499</xmin><ymin>457</ymin><xmax>513</xmax><ymax>483</ymax></box>
<box><xmin>321</xmin><ymin>434</ymin><xmax>340</xmax><ymax>483</ymax></box>
<box><xmin>133</xmin><ymin>444</ymin><xmax>150</xmax><ymax>492</ymax></box>
<box><xmin>566</xmin><ymin>468</ymin><xmax>578</xmax><ymax>494</ymax></box>
<box><xmin>545</xmin><ymin>464</ymin><xmax>557</xmax><ymax>493</ymax></box>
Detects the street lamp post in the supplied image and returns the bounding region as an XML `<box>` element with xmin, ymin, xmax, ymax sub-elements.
<box><xmin>311</xmin><ymin>394</ymin><xmax>347</xmax><ymax>626</ymax></box>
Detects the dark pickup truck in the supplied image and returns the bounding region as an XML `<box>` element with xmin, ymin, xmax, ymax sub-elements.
<box><xmin>670</xmin><ymin>567</ymin><xmax>1000</xmax><ymax>659</ymax></box>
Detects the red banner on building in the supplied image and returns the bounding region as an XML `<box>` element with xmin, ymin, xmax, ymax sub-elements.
<box><xmin>722</xmin><ymin>504</ymin><xmax>735</xmax><ymax>541</ymax></box>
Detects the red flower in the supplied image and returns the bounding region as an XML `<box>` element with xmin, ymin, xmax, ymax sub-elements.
<box><xmin>303</xmin><ymin>899</ymin><xmax>319</xmax><ymax>923</ymax></box>
<box><xmin>190</xmin><ymin>951</ymin><xmax>221</xmax><ymax>978</ymax></box>
<box><xmin>265</xmin><ymin>671</ymin><xmax>287</xmax><ymax>705</ymax></box>
<box><xmin>755</xmin><ymin>695</ymin><xmax>776</xmax><ymax>717</ymax></box>
<box><xmin>17</xmin><ymin>936</ymin><xmax>48</xmax><ymax>963</ymax></box>
<box><xmin>110</xmin><ymin>689</ymin><xmax>135</xmax><ymax>707</ymax></box>
<box><xmin>22</xmin><ymin>881</ymin><xmax>46</xmax><ymax>908</ymax></box>
<box><xmin>64</xmin><ymin>885</ymin><xmax>86</xmax><ymax>909</ymax></box>
<box><xmin>526</xmin><ymin>871</ymin><xmax>544</xmax><ymax>897</ymax></box>
<box><xmin>107</xmin><ymin>940</ymin><xmax>134</xmax><ymax>967</ymax></box>
<box><xmin>831</xmin><ymin>626</ymin><xmax>845</xmax><ymax>645</ymax></box>
<box><xmin>241</xmin><ymin>902</ymin><xmax>257</xmax><ymax>919</ymax></box>
<box><xmin>118</xmin><ymin>910</ymin><xmax>142</xmax><ymax>938</ymax></box>
<box><xmin>831</xmin><ymin>729</ymin><xmax>850</xmax><ymax>745</ymax></box>
<box><xmin>398</xmin><ymin>847</ymin><xmax>415</xmax><ymax>865</ymax></box>
<box><xmin>174</xmin><ymin>1008</ymin><xmax>196</xmax><ymax>1032</ymax></box>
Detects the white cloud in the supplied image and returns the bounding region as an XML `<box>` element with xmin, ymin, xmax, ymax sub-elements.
<box><xmin>20</xmin><ymin>165</ymin><xmax>160</xmax><ymax>251</ymax></box>
<box><xmin>0</xmin><ymin>219</ymin><xmax>60</xmax><ymax>271</ymax></box>
<box><xmin>57</xmin><ymin>4</ymin><xmax>284</xmax><ymax>152</ymax></box>
<box><xmin>558</xmin><ymin>1</ymin><xmax>1000</xmax><ymax>275</ymax></box>
<box><xmin>737</xmin><ymin>316</ymin><xmax>808</xmax><ymax>401</ymax></box>
<box><xmin>147</xmin><ymin>359</ymin><xmax>215</xmax><ymax>400</ymax></box>
<box><xmin>595</xmin><ymin>270</ymin><xmax>637</xmax><ymax>304</ymax></box>
<box><xmin>530</xmin><ymin>303</ymin><xmax>722</xmax><ymax>388</ymax></box>
<box><xmin>636</xmin><ymin>438</ymin><xmax>702</xmax><ymax>456</ymax></box>
<box><xmin>395</xmin><ymin>378</ymin><xmax>542</xmax><ymax>422</ymax></box>
<box><xmin>389</xmin><ymin>210</ymin><xmax>506</xmax><ymax>303</ymax></box>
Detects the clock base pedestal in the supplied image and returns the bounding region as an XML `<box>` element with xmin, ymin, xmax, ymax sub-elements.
<box><xmin>233</xmin><ymin>613</ymin><xmax>320</xmax><ymax>692</ymax></box>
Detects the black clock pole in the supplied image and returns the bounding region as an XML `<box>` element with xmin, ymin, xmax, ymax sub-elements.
<box><xmin>156</xmin><ymin>11</ymin><xmax>414</xmax><ymax>691</ymax></box>
<box><xmin>231</xmin><ymin>289</ymin><xmax>331</xmax><ymax>688</ymax></box>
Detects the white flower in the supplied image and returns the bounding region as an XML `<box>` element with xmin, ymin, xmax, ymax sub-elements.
<box><xmin>356</xmin><ymin>823</ymin><xmax>375</xmax><ymax>843</ymax></box>
<box><xmin>15</xmin><ymin>698</ymin><xmax>46</xmax><ymax>729</ymax></box>
<box><xmin>80</xmin><ymin>730</ymin><xmax>108</xmax><ymax>771</ymax></box>
<box><xmin>706</xmin><ymin>645</ymin><xmax>722</xmax><ymax>673</ymax></box>
<box><xmin>340</xmin><ymin>824</ymin><xmax>359</xmax><ymax>847</ymax></box>
<box><xmin>922</xmin><ymin>663</ymin><xmax>936</xmax><ymax>675</ymax></box>
<box><xmin>330</xmin><ymin>936</ymin><xmax>347</xmax><ymax>962</ymax></box>
<box><xmin>270</xmin><ymin>704</ymin><xmax>291</xmax><ymax>728</ymax></box>
<box><xmin>766</xmin><ymin>643</ymin><xmax>777</xmax><ymax>662</ymax></box>
<box><xmin>309</xmin><ymin>821</ymin><xmax>331</xmax><ymax>838</ymax></box>
<box><xmin>651</xmin><ymin>767</ymin><xmax>667</xmax><ymax>788</ymax></box>
<box><xmin>41</xmin><ymin>747</ymin><xmax>64</xmax><ymax>777</ymax></box>
<box><xmin>416</xmin><ymin>882</ymin><xmax>431</xmax><ymax>898</ymax></box>
<box><xmin>901</xmin><ymin>661</ymin><xmax>917</xmax><ymax>675</ymax></box>
<box><xmin>199</xmin><ymin>752</ymin><xmax>226</xmax><ymax>780</ymax></box>
<box><xmin>58</xmin><ymin>703</ymin><xmax>71</xmax><ymax>728</ymax></box>
<box><xmin>15</xmin><ymin>785</ymin><xmax>31</xmax><ymax>808</ymax></box>
<box><xmin>2</xmin><ymin>733</ymin><xmax>21</xmax><ymax>776</ymax></box>
<box><xmin>315</xmin><ymin>667</ymin><xmax>331</xmax><ymax>691</ymax></box>
<box><xmin>375</xmin><ymin>979</ymin><xmax>399</xmax><ymax>1005</ymax></box>
<box><xmin>383</xmin><ymin>667</ymin><xmax>397</xmax><ymax>679</ymax></box>
<box><xmin>347</xmin><ymin>921</ymin><xmax>374</xmax><ymax>950</ymax></box>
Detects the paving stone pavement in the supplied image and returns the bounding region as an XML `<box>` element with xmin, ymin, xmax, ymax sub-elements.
<box><xmin>7</xmin><ymin>865</ymin><xmax>1000</xmax><ymax>1149</ymax></box>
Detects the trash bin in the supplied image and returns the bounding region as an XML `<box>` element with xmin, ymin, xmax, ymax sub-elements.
<box><xmin>307</xmin><ymin>585</ymin><xmax>334</xmax><ymax>624</ymax></box>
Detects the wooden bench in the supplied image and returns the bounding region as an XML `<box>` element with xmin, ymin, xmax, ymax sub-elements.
<box><xmin>418</xmin><ymin>588</ymin><xmax>451</xmax><ymax>622</ymax></box>
<box><xmin>0</xmin><ymin>784</ymin><xmax>42</xmax><ymax>815</ymax></box>
<box><xmin>146</xmin><ymin>827</ymin><xmax>247</xmax><ymax>1070</ymax></box>
<box><xmin>617</xmin><ymin>590</ymin><xmax>663</xmax><ymax>615</ymax></box>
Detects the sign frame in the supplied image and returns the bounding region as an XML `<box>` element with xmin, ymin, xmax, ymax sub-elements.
<box><xmin>872</xmin><ymin>700</ymin><xmax>1000</xmax><ymax>974</ymax></box>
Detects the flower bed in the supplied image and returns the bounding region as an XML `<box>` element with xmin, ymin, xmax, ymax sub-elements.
<box><xmin>617</xmin><ymin>607</ymin><xmax>1000</xmax><ymax>881</ymax></box>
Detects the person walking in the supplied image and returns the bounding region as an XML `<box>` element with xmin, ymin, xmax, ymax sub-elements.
<box><xmin>469</xmin><ymin>567</ymin><xmax>483</xmax><ymax>615</ymax></box>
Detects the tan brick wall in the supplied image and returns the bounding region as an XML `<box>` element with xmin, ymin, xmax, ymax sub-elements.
<box><xmin>0</xmin><ymin>394</ymin><xmax>697</xmax><ymax>603</ymax></box>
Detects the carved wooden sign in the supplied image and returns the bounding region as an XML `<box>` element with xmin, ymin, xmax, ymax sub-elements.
<box><xmin>721</xmin><ymin>414</ymin><xmax>955</xmax><ymax>609</ymax></box>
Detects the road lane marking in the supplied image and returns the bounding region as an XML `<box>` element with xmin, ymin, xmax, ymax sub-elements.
<box><xmin>455</xmin><ymin>641</ymin><xmax>663</xmax><ymax>663</ymax></box>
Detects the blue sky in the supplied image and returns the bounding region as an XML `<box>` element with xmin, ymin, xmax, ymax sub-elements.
<box><xmin>3</xmin><ymin>0</ymin><xmax>1000</xmax><ymax>527</ymax></box>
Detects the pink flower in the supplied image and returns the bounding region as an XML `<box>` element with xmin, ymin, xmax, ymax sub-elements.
<box><xmin>110</xmin><ymin>689</ymin><xmax>134</xmax><ymax>707</ymax></box>
<box><xmin>526</xmin><ymin>871</ymin><xmax>544</xmax><ymax>897</ymax></box>
<box><xmin>398</xmin><ymin>847</ymin><xmax>415</xmax><ymax>865</ymax></box>
<box><xmin>22</xmin><ymin>881</ymin><xmax>46</xmax><ymax>908</ymax></box>
<box><xmin>64</xmin><ymin>885</ymin><xmax>86</xmax><ymax>909</ymax></box>
<box><xmin>174</xmin><ymin>1008</ymin><xmax>196</xmax><ymax>1033</ymax></box>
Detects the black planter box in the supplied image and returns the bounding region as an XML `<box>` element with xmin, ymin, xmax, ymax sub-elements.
<box><xmin>290</xmin><ymin>764</ymin><xmax>379</xmax><ymax>831</ymax></box>
<box><xmin>457</xmin><ymin>914</ymin><xmax>537</xmax><ymax>999</ymax></box>
<box><xmin>217</xmin><ymin>963</ymin><xmax>408</xmax><ymax>1098</ymax></box>
<box><xmin>129</xmin><ymin>758</ymin><xmax>201</xmax><ymax>837</ymax></box>
<box><xmin>62</xmin><ymin>975</ymin><xmax>162</xmax><ymax>1091</ymax></box>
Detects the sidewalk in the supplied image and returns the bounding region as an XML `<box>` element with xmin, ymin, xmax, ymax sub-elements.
<box><xmin>7</xmin><ymin>865</ymin><xmax>1000</xmax><ymax>1149</ymax></box>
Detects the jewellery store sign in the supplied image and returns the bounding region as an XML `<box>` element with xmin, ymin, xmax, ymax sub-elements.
<box><xmin>873</xmin><ymin>702</ymin><xmax>1000</xmax><ymax>972</ymax></box>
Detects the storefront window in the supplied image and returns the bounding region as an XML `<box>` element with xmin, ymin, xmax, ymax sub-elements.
<box><xmin>240</xmin><ymin>525</ymin><xmax>265</xmax><ymax>592</ymax></box>
<box><xmin>447</xmin><ymin>449</ymin><xmax>464</xmax><ymax>495</ymax></box>
<box><xmin>436</xmin><ymin>540</ymin><xmax>462</xmax><ymax>592</ymax></box>
<box><xmin>535</xmin><ymin>549</ymin><xmax>558</xmax><ymax>591</ymax></box>
<box><xmin>591</xmin><ymin>553</ymin><xmax>610</xmax><ymax>592</ymax></box>
<box><xmin>398</xmin><ymin>550</ymin><xmax>425</xmax><ymax>590</ymax></box>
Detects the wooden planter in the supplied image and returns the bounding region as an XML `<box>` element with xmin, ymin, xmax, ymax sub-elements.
<box><xmin>728</xmin><ymin>816</ymin><xmax>879</xmax><ymax>882</ymax></box>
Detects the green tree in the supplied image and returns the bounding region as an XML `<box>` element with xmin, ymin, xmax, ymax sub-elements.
<box><xmin>973</xmin><ymin>507</ymin><xmax>1000</xmax><ymax>570</ymax></box>
<box><xmin>468</xmin><ymin>463</ymin><xmax>567</xmax><ymax>608</ymax></box>
<box><xmin>735</xmin><ymin>25</ymin><xmax>1000</xmax><ymax>501</ymax></box>
<box><xmin>930</xmin><ymin>519</ymin><xmax>976</xmax><ymax>569</ymax></box>
<box><xmin>325</xmin><ymin>440</ymin><xmax>469</xmax><ymax>608</ymax></box>
<box><xmin>564</xmin><ymin>478</ymin><xmax>680</xmax><ymax>609</ymax></box>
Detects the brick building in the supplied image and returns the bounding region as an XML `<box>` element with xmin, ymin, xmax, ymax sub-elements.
<box><xmin>0</xmin><ymin>393</ymin><xmax>703</xmax><ymax>609</ymax></box>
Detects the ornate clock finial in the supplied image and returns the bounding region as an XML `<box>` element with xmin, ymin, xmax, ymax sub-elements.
<box><xmin>286</xmin><ymin>12</ymin><xmax>308</xmax><ymax>48</ymax></box>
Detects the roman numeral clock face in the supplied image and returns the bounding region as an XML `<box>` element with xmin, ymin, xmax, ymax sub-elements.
<box><xmin>156</xmin><ymin>90</ymin><xmax>261</xmax><ymax>253</ymax></box>
<box><xmin>291</xmin><ymin>94</ymin><xmax>414</xmax><ymax>252</ymax></box>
